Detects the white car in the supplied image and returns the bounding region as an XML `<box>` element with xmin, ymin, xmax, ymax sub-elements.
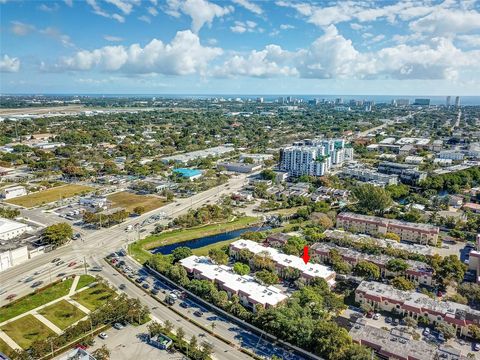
<box><xmin>98</xmin><ymin>332</ymin><xmax>108</xmax><ymax>339</ymax></box>
<box><xmin>423</xmin><ymin>328</ymin><xmax>430</xmax><ymax>336</ymax></box>
<box><xmin>474</xmin><ymin>343</ymin><xmax>480</xmax><ymax>351</ymax></box>
<box><xmin>373</xmin><ymin>313</ymin><xmax>380</xmax><ymax>320</ymax></box>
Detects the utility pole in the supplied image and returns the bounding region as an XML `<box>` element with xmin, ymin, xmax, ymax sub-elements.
<box><xmin>83</xmin><ymin>256</ymin><xmax>87</xmax><ymax>274</ymax></box>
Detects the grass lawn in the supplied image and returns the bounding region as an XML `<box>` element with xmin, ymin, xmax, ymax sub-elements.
<box><xmin>6</xmin><ymin>184</ymin><xmax>93</xmax><ymax>208</ymax></box>
<box><xmin>129</xmin><ymin>216</ymin><xmax>259</xmax><ymax>264</ymax></box>
<box><xmin>71</xmin><ymin>283</ymin><xmax>114</xmax><ymax>311</ymax></box>
<box><xmin>0</xmin><ymin>337</ymin><xmax>14</xmax><ymax>358</ymax></box>
<box><xmin>107</xmin><ymin>191</ymin><xmax>168</xmax><ymax>213</ymax></box>
<box><xmin>75</xmin><ymin>275</ymin><xmax>96</xmax><ymax>291</ymax></box>
<box><xmin>0</xmin><ymin>279</ymin><xmax>73</xmax><ymax>323</ymax></box>
<box><xmin>38</xmin><ymin>300</ymin><xmax>87</xmax><ymax>330</ymax></box>
<box><xmin>1</xmin><ymin>315</ymin><xmax>55</xmax><ymax>349</ymax></box>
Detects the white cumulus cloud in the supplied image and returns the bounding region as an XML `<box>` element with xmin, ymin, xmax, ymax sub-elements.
<box><xmin>232</xmin><ymin>0</ymin><xmax>262</xmax><ymax>15</ymax></box>
<box><xmin>0</xmin><ymin>55</ymin><xmax>20</xmax><ymax>73</ymax></box>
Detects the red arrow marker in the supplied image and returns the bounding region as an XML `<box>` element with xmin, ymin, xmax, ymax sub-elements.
<box><xmin>301</xmin><ymin>246</ymin><xmax>310</xmax><ymax>264</ymax></box>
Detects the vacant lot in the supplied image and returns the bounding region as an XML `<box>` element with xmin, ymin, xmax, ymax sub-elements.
<box><xmin>107</xmin><ymin>191</ymin><xmax>167</xmax><ymax>213</ymax></box>
<box><xmin>0</xmin><ymin>279</ymin><xmax>73</xmax><ymax>322</ymax></box>
<box><xmin>6</xmin><ymin>184</ymin><xmax>93</xmax><ymax>208</ymax></box>
<box><xmin>39</xmin><ymin>300</ymin><xmax>87</xmax><ymax>330</ymax></box>
<box><xmin>1</xmin><ymin>315</ymin><xmax>55</xmax><ymax>349</ymax></box>
<box><xmin>71</xmin><ymin>283</ymin><xmax>114</xmax><ymax>311</ymax></box>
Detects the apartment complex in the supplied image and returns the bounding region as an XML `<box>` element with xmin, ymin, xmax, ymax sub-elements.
<box><xmin>377</xmin><ymin>161</ymin><xmax>427</xmax><ymax>185</ymax></box>
<box><xmin>311</xmin><ymin>242</ymin><xmax>434</xmax><ymax>285</ymax></box>
<box><xmin>340</xmin><ymin>167</ymin><xmax>398</xmax><ymax>187</ymax></box>
<box><xmin>230</xmin><ymin>239</ymin><xmax>336</xmax><ymax>286</ymax></box>
<box><xmin>336</xmin><ymin>212</ymin><xmax>439</xmax><ymax>245</ymax></box>
<box><xmin>350</xmin><ymin>319</ymin><xmax>468</xmax><ymax>360</ymax></box>
<box><xmin>279</xmin><ymin>138</ymin><xmax>353</xmax><ymax>177</ymax></box>
<box><xmin>179</xmin><ymin>255</ymin><xmax>288</xmax><ymax>311</ymax></box>
<box><xmin>355</xmin><ymin>281</ymin><xmax>480</xmax><ymax>337</ymax></box>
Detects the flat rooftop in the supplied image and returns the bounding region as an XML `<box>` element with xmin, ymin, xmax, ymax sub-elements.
<box><xmin>180</xmin><ymin>256</ymin><xmax>288</xmax><ymax>307</ymax></box>
<box><xmin>161</xmin><ymin>146</ymin><xmax>234</xmax><ymax>163</ymax></box>
<box><xmin>230</xmin><ymin>239</ymin><xmax>336</xmax><ymax>285</ymax></box>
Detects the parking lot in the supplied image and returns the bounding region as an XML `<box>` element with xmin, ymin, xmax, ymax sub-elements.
<box><xmin>80</xmin><ymin>321</ymin><xmax>184</xmax><ymax>360</ymax></box>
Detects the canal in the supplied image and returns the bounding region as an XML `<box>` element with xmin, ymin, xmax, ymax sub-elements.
<box><xmin>151</xmin><ymin>225</ymin><xmax>271</xmax><ymax>255</ymax></box>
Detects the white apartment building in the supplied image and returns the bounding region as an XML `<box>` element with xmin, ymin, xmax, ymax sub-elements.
<box><xmin>0</xmin><ymin>185</ymin><xmax>27</xmax><ymax>199</ymax></box>
<box><xmin>0</xmin><ymin>218</ymin><xmax>30</xmax><ymax>240</ymax></box>
<box><xmin>179</xmin><ymin>255</ymin><xmax>288</xmax><ymax>311</ymax></box>
<box><xmin>279</xmin><ymin>138</ymin><xmax>352</xmax><ymax>177</ymax></box>
<box><xmin>230</xmin><ymin>239</ymin><xmax>336</xmax><ymax>286</ymax></box>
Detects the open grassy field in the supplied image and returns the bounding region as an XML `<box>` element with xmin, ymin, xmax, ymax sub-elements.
<box><xmin>107</xmin><ymin>191</ymin><xmax>168</xmax><ymax>213</ymax></box>
<box><xmin>1</xmin><ymin>315</ymin><xmax>55</xmax><ymax>349</ymax></box>
<box><xmin>0</xmin><ymin>337</ymin><xmax>14</xmax><ymax>358</ymax></box>
<box><xmin>129</xmin><ymin>216</ymin><xmax>259</xmax><ymax>263</ymax></box>
<box><xmin>0</xmin><ymin>279</ymin><xmax>73</xmax><ymax>323</ymax></box>
<box><xmin>75</xmin><ymin>275</ymin><xmax>96</xmax><ymax>291</ymax></box>
<box><xmin>6</xmin><ymin>184</ymin><xmax>93</xmax><ymax>208</ymax></box>
<box><xmin>71</xmin><ymin>283</ymin><xmax>114</xmax><ymax>311</ymax></box>
<box><xmin>38</xmin><ymin>300</ymin><xmax>87</xmax><ymax>330</ymax></box>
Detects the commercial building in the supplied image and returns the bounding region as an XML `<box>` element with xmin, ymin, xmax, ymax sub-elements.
<box><xmin>239</xmin><ymin>153</ymin><xmax>274</xmax><ymax>164</ymax></box>
<box><xmin>311</xmin><ymin>242</ymin><xmax>434</xmax><ymax>285</ymax></box>
<box><xmin>341</xmin><ymin>168</ymin><xmax>398</xmax><ymax>187</ymax></box>
<box><xmin>336</xmin><ymin>212</ymin><xmax>439</xmax><ymax>245</ymax></box>
<box><xmin>79</xmin><ymin>196</ymin><xmax>108</xmax><ymax>209</ymax></box>
<box><xmin>179</xmin><ymin>255</ymin><xmax>288</xmax><ymax>311</ymax></box>
<box><xmin>217</xmin><ymin>162</ymin><xmax>262</xmax><ymax>173</ymax></box>
<box><xmin>377</xmin><ymin>161</ymin><xmax>427</xmax><ymax>185</ymax></box>
<box><xmin>279</xmin><ymin>138</ymin><xmax>353</xmax><ymax>177</ymax></box>
<box><xmin>161</xmin><ymin>145</ymin><xmax>235</xmax><ymax>164</ymax></box>
<box><xmin>230</xmin><ymin>239</ymin><xmax>336</xmax><ymax>286</ymax></box>
<box><xmin>0</xmin><ymin>218</ymin><xmax>30</xmax><ymax>240</ymax></box>
<box><xmin>0</xmin><ymin>185</ymin><xmax>27</xmax><ymax>199</ymax></box>
<box><xmin>355</xmin><ymin>281</ymin><xmax>480</xmax><ymax>337</ymax></box>
<box><xmin>404</xmin><ymin>156</ymin><xmax>423</xmax><ymax>164</ymax></box>
<box><xmin>58</xmin><ymin>348</ymin><xmax>96</xmax><ymax>360</ymax></box>
<box><xmin>350</xmin><ymin>319</ymin><xmax>468</xmax><ymax>360</ymax></box>
<box><xmin>439</xmin><ymin>151</ymin><xmax>465</xmax><ymax>161</ymax></box>
<box><xmin>467</xmin><ymin>235</ymin><xmax>480</xmax><ymax>283</ymax></box>
<box><xmin>172</xmin><ymin>168</ymin><xmax>202</xmax><ymax>180</ymax></box>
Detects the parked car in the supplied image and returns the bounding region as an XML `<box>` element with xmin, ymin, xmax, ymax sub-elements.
<box><xmin>474</xmin><ymin>343</ymin><xmax>480</xmax><ymax>351</ymax></box>
<box><xmin>51</xmin><ymin>258</ymin><xmax>61</xmax><ymax>263</ymax></box>
<box><xmin>193</xmin><ymin>310</ymin><xmax>203</xmax><ymax>317</ymax></box>
<box><xmin>385</xmin><ymin>317</ymin><xmax>392</xmax><ymax>324</ymax></box>
<box><xmin>373</xmin><ymin>313</ymin><xmax>380</xmax><ymax>320</ymax></box>
<box><xmin>56</xmin><ymin>261</ymin><xmax>65</xmax><ymax>266</ymax></box>
<box><xmin>113</xmin><ymin>323</ymin><xmax>124</xmax><ymax>330</ymax></box>
<box><xmin>438</xmin><ymin>333</ymin><xmax>445</xmax><ymax>342</ymax></box>
<box><xmin>142</xmin><ymin>283</ymin><xmax>150</xmax><ymax>289</ymax></box>
<box><xmin>180</xmin><ymin>302</ymin><xmax>189</xmax><ymax>308</ymax></box>
<box><xmin>24</xmin><ymin>277</ymin><xmax>34</xmax><ymax>283</ymax></box>
<box><xmin>119</xmin><ymin>284</ymin><xmax>126</xmax><ymax>290</ymax></box>
<box><xmin>57</xmin><ymin>272</ymin><xmax>67</xmax><ymax>277</ymax></box>
<box><xmin>151</xmin><ymin>289</ymin><xmax>159</xmax><ymax>295</ymax></box>
<box><xmin>423</xmin><ymin>328</ymin><xmax>430</xmax><ymax>336</ymax></box>
<box><xmin>68</xmin><ymin>261</ymin><xmax>77</xmax><ymax>267</ymax></box>
<box><xmin>98</xmin><ymin>333</ymin><xmax>108</xmax><ymax>339</ymax></box>
<box><xmin>392</xmin><ymin>319</ymin><xmax>399</xmax><ymax>326</ymax></box>
<box><xmin>5</xmin><ymin>294</ymin><xmax>17</xmax><ymax>301</ymax></box>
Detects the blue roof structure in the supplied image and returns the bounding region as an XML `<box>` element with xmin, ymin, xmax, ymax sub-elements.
<box><xmin>173</xmin><ymin>168</ymin><xmax>202</xmax><ymax>178</ymax></box>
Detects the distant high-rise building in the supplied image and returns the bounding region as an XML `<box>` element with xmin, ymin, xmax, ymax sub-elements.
<box><xmin>257</xmin><ymin>97</ymin><xmax>264</xmax><ymax>103</ymax></box>
<box><xmin>364</xmin><ymin>101</ymin><xmax>373</xmax><ymax>112</ymax></box>
<box><xmin>455</xmin><ymin>96</ymin><xmax>460</xmax><ymax>107</ymax></box>
<box><xmin>414</xmin><ymin>98</ymin><xmax>430</xmax><ymax>106</ymax></box>
<box><xmin>335</xmin><ymin>98</ymin><xmax>343</xmax><ymax>105</ymax></box>
<box><xmin>446</xmin><ymin>96</ymin><xmax>451</xmax><ymax>107</ymax></box>
<box><xmin>395</xmin><ymin>98</ymin><xmax>410</xmax><ymax>106</ymax></box>
<box><xmin>308</xmin><ymin>99</ymin><xmax>319</xmax><ymax>106</ymax></box>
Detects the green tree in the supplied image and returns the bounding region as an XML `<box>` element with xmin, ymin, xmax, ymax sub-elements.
<box><xmin>208</xmin><ymin>248</ymin><xmax>228</xmax><ymax>265</ymax></box>
<box><xmin>391</xmin><ymin>276</ymin><xmax>415</xmax><ymax>291</ymax></box>
<box><xmin>172</xmin><ymin>247</ymin><xmax>193</xmax><ymax>263</ymax></box>
<box><xmin>352</xmin><ymin>184</ymin><xmax>393</xmax><ymax>215</ymax></box>
<box><xmin>233</xmin><ymin>262</ymin><xmax>250</xmax><ymax>276</ymax></box>
<box><xmin>43</xmin><ymin>223</ymin><xmax>73</xmax><ymax>247</ymax></box>
<box><xmin>435</xmin><ymin>255</ymin><xmax>466</xmax><ymax>286</ymax></box>
<box><xmin>92</xmin><ymin>345</ymin><xmax>110</xmax><ymax>360</ymax></box>
<box><xmin>255</xmin><ymin>270</ymin><xmax>279</xmax><ymax>285</ymax></box>
<box><xmin>386</xmin><ymin>259</ymin><xmax>408</xmax><ymax>273</ymax></box>
<box><xmin>353</xmin><ymin>261</ymin><xmax>380</xmax><ymax>279</ymax></box>
<box><xmin>133</xmin><ymin>206</ymin><xmax>145</xmax><ymax>215</ymax></box>
<box><xmin>436</xmin><ymin>323</ymin><xmax>456</xmax><ymax>340</ymax></box>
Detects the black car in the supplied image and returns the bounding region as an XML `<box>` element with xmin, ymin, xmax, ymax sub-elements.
<box><xmin>31</xmin><ymin>281</ymin><xmax>43</xmax><ymax>288</ymax></box>
<box><xmin>142</xmin><ymin>283</ymin><xmax>150</xmax><ymax>289</ymax></box>
<box><xmin>119</xmin><ymin>284</ymin><xmax>126</xmax><ymax>290</ymax></box>
<box><xmin>151</xmin><ymin>289</ymin><xmax>159</xmax><ymax>295</ymax></box>
<box><xmin>180</xmin><ymin>302</ymin><xmax>189</xmax><ymax>308</ymax></box>
<box><xmin>193</xmin><ymin>310</ymin><xmax>203</xmax><ymax>317</ymax></box>
<box><xmin>135</xmin><ymin>277</ymin><xmax>144</xmax><ymax>283</ymax></box>
<box><xmin>51</xmin><ymin>258</ymin><xmax>61</xmax><ymax>263</ymax></box>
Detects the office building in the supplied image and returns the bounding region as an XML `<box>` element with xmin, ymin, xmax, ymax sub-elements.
<box><xmin>438</xmin><ymin>150</ymin><xmax>465</xmax><ymax>161</ymax></box>
<box><xmin>446</xmin><ymin>96</ymin><xmax>451</xmax><ymax>107</ymax></box>
<box><xmin>455</xmin><ymin>96</ymin><xmax>460</xmax><ymax>107</ymax></box>
<box><xmin>279</xmin><ymin>138</ymin><xmax>352</xmax><ymax>177</ymax></box>
<box><xmin>217</xmin><ymin>162</ymin><xmax>261</xmax><ymax>173</ymax></box>
<box><xmin>180</xmin><ymin>256</ymin><xmax>288</xmax><ymax>311</ymax></box>
<box><xmin>355</xmin><ymin>281</ymin><xmax>480</xmax><ymax>337</ymax></box>
<box><xmin>0</xmin><ymin>185</ymin><xmax>27</xmax><ymax>199</ymax></box>
<box><xmin>172</xmin><ymin>168</ymin><xmax>202</xmax><ymax>180</ymax></box>
<box><xmin>413</xmin><ymin>98</ymin><xmax>430</xmax><ymax>106</ymax></box>
<box><xmin>230</xmin><ymin>239</ymin><xmax>336</xmax><ymax>286</ymax></box>
<box><xmin>336</xmin><ymin>212</ymin><xmax>439</xmax><ymax>245</ymax></box>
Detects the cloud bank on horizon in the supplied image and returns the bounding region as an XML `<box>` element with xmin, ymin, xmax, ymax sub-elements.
<box><xmin>1</xmin><ymin>0</ymin><xmax>480</xmax><ymax>94</ymax></box>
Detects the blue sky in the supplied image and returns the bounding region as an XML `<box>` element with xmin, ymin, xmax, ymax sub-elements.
<box><xmin>1</xmin><ymin>0</ymin><xmax>480</xmax><ymax>95</ymax></box>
